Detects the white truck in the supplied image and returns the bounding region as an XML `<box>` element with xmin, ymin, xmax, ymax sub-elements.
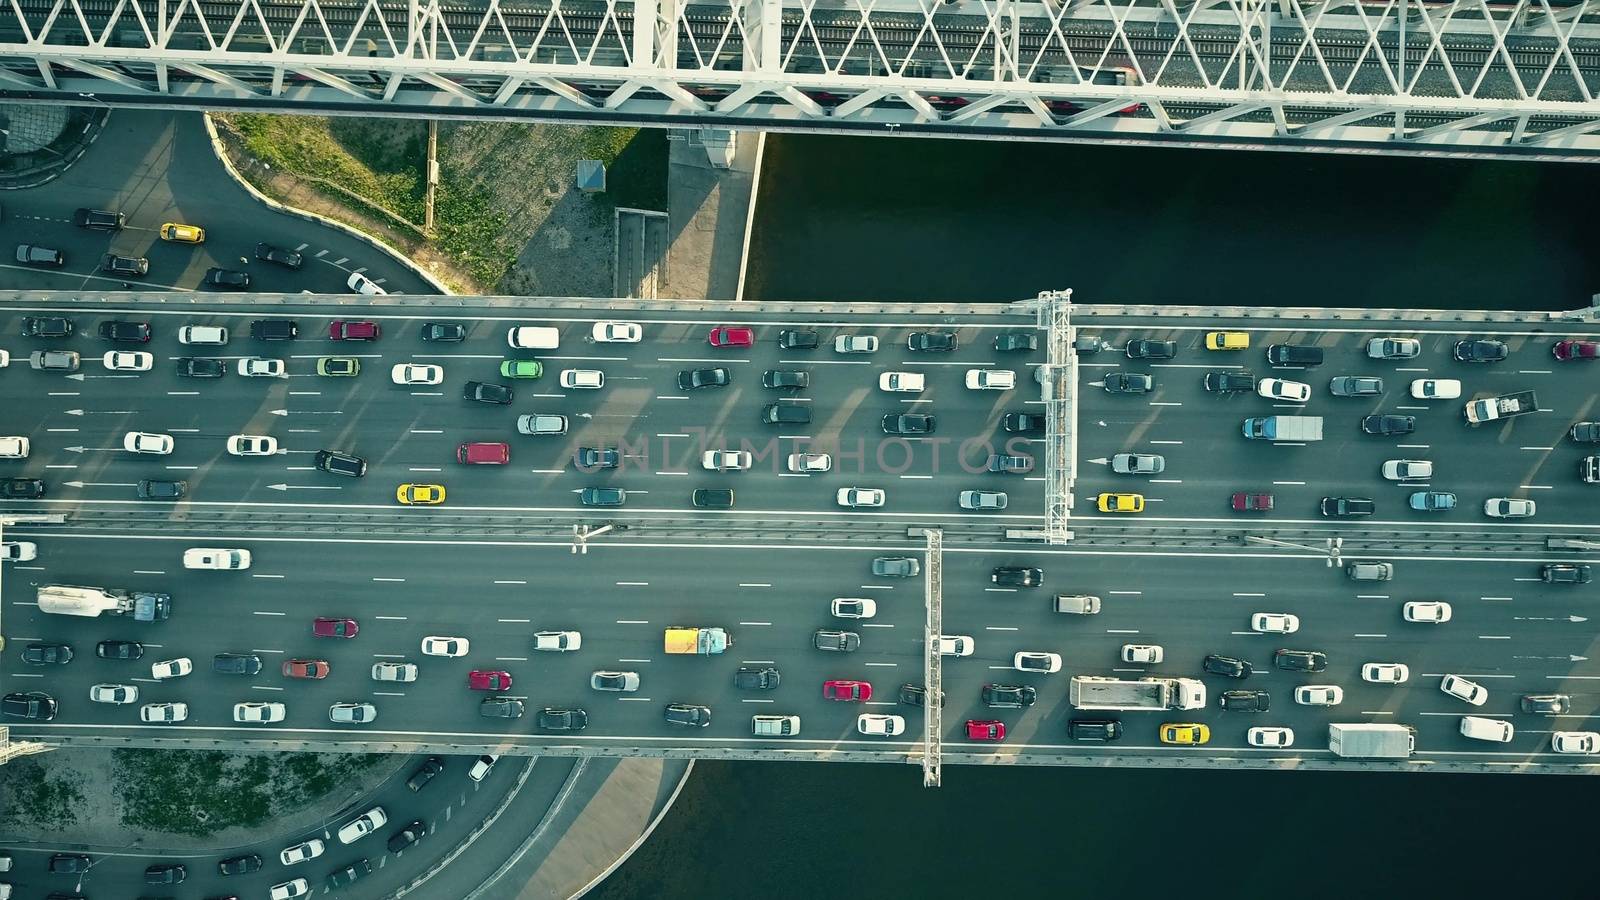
<box><xmin>1069</xmin><ymin>675</ymin><xmax>1206</xmax><ymax>711</ymax></box>
<box><xmin>37</xmin><ymin>584</ymin><xmax>170</xmax><ymax>622</ymax></box>
<box><xmin>1328</xmin><ymin>722</ymin><xmax>1416</xmax><ymax>759</ymax></box>
<box><xmin>1464</xmin><ymin>390</ymin><xmax>1538</xmax><ymax>425</ymax></box>
<box><xmin>1241</xmin><ymin>415</ymin><xmax>1323</xmax><ymax>442</ymax></box>
<box><xmin>663</xmin><ymin>626</ymin><xmax>730</xmax><ymax>655</ymax></box>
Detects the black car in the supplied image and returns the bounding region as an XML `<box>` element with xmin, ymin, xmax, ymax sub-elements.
<box><xmin>204</xmin><ymin>267</ymin><xmax>251</xmax><ymax>289</ymax></box>
<box><xmin>250</xmin><ymin>319</ymin><xmax>299</xmax><ymax>340</ymax></box>
<box><xmin>480</xmin><ymin>697</ymin><xmax>526</xmax><ymax>718</ymax></box>
<box><xmin>100</xmin><ymin>254</ymin><xmax>148</xmax><ymax>276</ymax></box>
<box><xmin>1068</xmin><ymin>718</ymin><xmax>1123</xmax><ymax>742</ymax></box>
<box><xmin>777</xmin><ymin>329</ymin><xmax>819</xmax><ymax>350</ymax></box>
<box><xmin>463</xmin><ymin>380</ymin><xmax>514</xmax><ymax>404</ymax></box>
<box><xmin>664</xmin><ymin>703</ymin><xmax>712</xmax><ymax>727</ymax></box>
<box><xmin>1002</xmin><ymin>413</ymin><xmax>1045</xmax><ymax>434</ymax></box>
<box><xmin>145</xmin><ymin>863</ymin><xmax>187</xmax><ymax>884</ymax></box>
<box><xmin>21</xmin><ymin>315</ymin><xmax>73</xmax><ymax>338</ymax></box>
<box><xmin>0</xmin><ymin>477</ymin><xmax>45</xmax><ymax>499</ymax></box>
<box><xmin>1203</xmin><ymin>371</ymin><xmax>1256</xmax><ymax>393</ymax></box>
<box><xmin>981</xmin><ymin>683</ymin><xmax>1037</xmax><ymax>708</ymax></box>
<box><xmin>994</xmin><ymin>332</ymin><xmax>1038</xmax><ymax>352</ymax></box>
<box><xmin>1219</xmin><ymin>689</ymin><xmax>1270</xmax><ymax>712</ymax></box>
<box><xmin>254</xmin><ymin>242</ymin><xmax>303</xmax><ymax>269</ymax></box>
<box><xmin>22</xmin><ymin>643</ymin><xmax>73</xmax><ymax>665</ymax></box>
<box><xmin>175</xmin><ymin>357</ymin><xmax>226</xmax><ymax>378</ymax></box>
<box><xmin>907</xmin><ymin>331</ymin><xmax>958</xmax><ymax>351</ymax></box>
<box><xmin>873</xmin><ymin>557</ymin><xmax>920</xmax><ymax>578</ymax></box>
<box><xmin>992</xmin><ymin>566</ymin><xmax>1043</xmax><ymax>587</ymax></box>
<box><xmin>407</xmin><ymin>756</ymin><xmax>446</xmax><ymax>791</ymax></box>
<box><xmin>49</xmin><ymin>853</ymin><xmax>91</xmax><ymax>873</ymax></box>
<box><xmin>733</xmin><ymin>666</ymin><xmax>780</xmax><ymax>690</ymax></box>
<box><xmin>762</xmin><ymin>370</ymin><xmax>809</xmax><ymax>389</ymax></box>
<box><xmin>387</xmin><ymin>819</ymin><xmax>427</xmax><ymax>853</ymax></box>
<box><xmin>1570</xmin><ymin>422</ymin><xmax>1600</xmax><ymax>443</ymax></box>
<box><xmin>580</xmin><ymin>486</ymin><xmax>625</xmax><ymax>507</ymax></box>
<box><xmin>421</xmin><ymin>321</ymin><xmax>466</xmax><ymax>342</ymax></box>
<box><xmin>315</xmin><ymin>450</ymin><xmax>368</xmax><ymax>477</ymax></box>
<box><xmin>4</xmin><ymin>691</ymin><xmax>58</xmax><ymax>720</ymax></box>
<box><xmin>1321</xmin><ymin>496</ymin><xmax>1375</xmax><ymax>517</ymax></box>
<box><xmin>97</xmin><ymin>319</ymin><xmax>151</xmax><ymax>342</ymax></box>
<box><xmin>1361</xmin><ymin>414</ymin><xmax>1415</xmax><ymax>435</ymax></box>
<box><xmin>1541</xmin><ymin>564</ymin><xmax>1591</xmax><ymax>584</ymax></box>
<box><xmin>136</xmin><ymin>479</ymin><xmax>187</xmax><ymax>500</ymax></box>
<box><xmin>987</xmin><ymin>454</ymin><xmax>1034</xmax><ymax>474</ymax></box>
<box><xmin>72</xmin><ymin>207</ymin><xmax>124</xmax><ymax>229</ymax></box>
<box><xmin>1273</xmin><ymin>649</ymin><xmax>1328</xmax><ymax>672</ymax></box>
<box><xmin>762</xmin><ymin>402</ymin><xmax>810</xmax><ymax>425</ymax></box>
<box><xmin>97</xmin><ymin>639</ymin><xmax>144</xmax><ymax>660</ymax></box>
<box><xmin>692</xmin><ymin>488</ymin><xmax>734</xmax><ymax>509</ymax></box>
<box><xmin>1453</xmin><ymin>339</ymin><xmax>1508</xmax><ymax>362</ymax></box>
<box><xmin>1202</xmin><ymin>654</ymin><xmax>1252</xmax><ymax>679</ymax></box>
<box><xmin>574</xmin><ymin>447</ymin><xmax>620</xmax><ymax>469</ymax></box>
<box><xmin>813</xmin><ymin>629</ymin><xmax>860</xmax><ymax>652</ymax></box>
<box><xmin>213</xmin><ymin>652</ymin><xmax>263</xmax><ymax>675</ymax></box>
<box><xmin>898</xmin><ymin>683</ymin><xmax>944</xmax><ymax>708</ymax></box>
<box><xmin>1104</xmin><ymin>372</ymin><xmax>1153</xmax><ymax>393</ymax></box>
<box><xmin>325</xmin><ymin>859</ymin><xmax>373</xmax><ymax>889</ymax></box>
<box><xmin>883</xmin><ymin>413</ymin><xmax>935</xmax><ymax>435</ymax></box>
<box><xmin>677</xmin><ymin>367</ymin><xmax>730</xmax><ymax>390</ymax></box>
<box><xmin>538</xmin><ymin>707</ymin><xmax>588</xmax><ymax>731</ymax></box>
<box><xmin>1265</xmin><ymin>344</ymin><xmax>1324</xmax><ymax>366</ymax></box>
<box><xmin>1521</xmin><ymin>694</ymin><xmax>1571</xmax><ymax>715</ymax></box>
<box><xmin>1126</xmin><ymin>339</ymin><xmax>1176</xmax><ymax>359</ymax></box>
<box><xmin>218</xmin><ymin>853</ymin><xmax>263</xmax><ymax>876</ymax></box>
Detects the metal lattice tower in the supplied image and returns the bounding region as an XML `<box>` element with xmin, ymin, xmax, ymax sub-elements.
<box><xmin>5</xmin><ymin>0</ymin><xmax>1600</xmax><ymax>157</ymax></box>
<box><xmin>0</xmin><ymin>727</ymin><xmax>53</xmax><ymax>766</ymax></box>
<box><xmin>1037</xmin><ymin>289</ymin><xmax>1076</xmax><ymax>545</ymax></box>
<box><xmin>920</xmin><ymin>527</ymin><xmax>943</xmax><ymax>787</ymax></box>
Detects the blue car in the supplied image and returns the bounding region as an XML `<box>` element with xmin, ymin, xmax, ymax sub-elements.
<box><xmin>1408</xmin><ymin>491</ymin><xmax>1457</xmax><ymax>511</ymax></box>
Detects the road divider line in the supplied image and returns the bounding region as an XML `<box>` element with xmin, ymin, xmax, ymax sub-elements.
<box><xmin>863</xmin><ymin>662</ymin><xmax>898</xmax><ymax>667</ymax></box>
<box><xmin>251</xmin><ymin>574</ymin><xmax>285</xmax><ymax>580</ymax></box>
<box><xmin>530</xmin><ymin>469</ymin><xmax>564</xmax><ymax>474</ymax></box>
<box><xmin>616</xmin><ymin>619</ymin><xmax>648</xmax><ymax>624</ymax></box>
<box><xmin>617</xmin><ymin>581</ymin><xmax>648</xmax><ymax>586</ymax></box>
<box><xmin>1107</xmin><ymin>590</ymin><xmax>1141</xmax><ymax>595</ymax></box>
<box><xmin>1105</xmin><ymin>629</ymin><xmax>1140</xmax><ymax>634</ymax></box>
<box><xmin>618</xmin><ymin>658</ymin><xmax>651</xmax><ymax>663</ymax></box>
<box><xmin>410</xmin><ymin>429</ymin><xmax>444</xmax><ymax>434</ymax></box>
<box><xmin>1354</xmin><ymin>595</ymin><xmax>1389</xmax><ymax>599</ymax></box>
<box><xmin>133</xmin><ymin>570</ymin><xmax>164</xmax><ymax>575</ymax></box>
<box><xmin>984</xmin><ymin>626</ymin><xmax>1018</xmax><ymax>631</ymax></box>
<box><xmin>1480</xmin><ymin>596</ymin><xmax>1514</xmax><ymax>601</ymax></box>
<box><xmin>1519</xmin><ymin>446</ymin><xmax>1554</xmax><ymax>451</ymax></box>
<box><xmin>45</xmin><ymin>428</ymin><xmax>79</xmax><ymax>432</ymax></box>
<box><xmin>1478</xmin><ymin>635</ymin><xmax>1511</xmax><ymax>640</ymax></box>
<box><xmin>493</xmin><ymin>580</ymin><xmax>528</xmax><ymax>585</ymax></box>
<box><xmin>1519</xmin><ymin>484</ymin><xmax>1552</xmax><ymax>490</ymax></box>
<box><xmin>1232</xmin><ymin>592</ymin><xmax>1266</xmax><ymax>597</ymax></box>
<box><xmin>1148</xmin><ymin>440</ymin><xmax>1183</xmax><ymax>445</ymax></box>
<box><xmin>372</xmin><ymin>577</ymin><xmax>405</xmax><ymax>583</ymax></box>
<box><xmin>252</xmin><ymin>611</ymin><xmax>286</xmax><ymax>616</ymax></box>
<box><xmin>1353</xmin><ymin>633</ymin><xmax>1388</xmax><ymax>638</ymax></box>
<box><xmin>497</xmin><ymin>618</ymin><xmax>531</xmax><ymax>623</ymax></box>
<box><xmin>654</xmin><ymin>471</ymin><xmax>688</xmax><ymax>476</ymax></box>
<box><xmin>1272</xmin><ymin>480</ymin><xmax>1306</xmax><ymax>485</ymax></box>
<box><xmin>738</xmin><ymin>583</ymin><xmax>771</xmax><ymax>588</ymax></box>
<box><xmin>373</xmin><ymin>615</ymin><xmax>406</xmax><ymax>621</ymax></box>
<box><xmin>44</xmin><ymin>464</ymin><xmax>77</xmax><ymax>469</ymax></box>
<box><xmin>494</xmin><ymin>656</ymin><xmax>529</xmax><ymax>662</ymax></box>
<box><xmin>408</xmin><ymin>467</ymin><xmax>442</xmax><ymax>472</ymax></box>
<box><xmin>861</xmin><ymin>623</ymin><xmax>894</xmax><ymax>628</ymax></box>
<box><xmin>251</xmin><ymin>685</ymin><xmax>285</xmax><ymax>692</ymax></box>
<box><xmin>741</xmin><ymin>698</ymin><xmax>774</xmax><ymax>703</ymax></box>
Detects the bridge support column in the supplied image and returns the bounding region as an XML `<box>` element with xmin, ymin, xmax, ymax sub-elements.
<box><xmin>918</xmin><ymin>527</ymin><xmax>943</xmax><ymax>787</ymax></box>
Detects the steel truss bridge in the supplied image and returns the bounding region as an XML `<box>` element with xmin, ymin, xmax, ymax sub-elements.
<box><xmin>2</xmin><ymin>0</ymin><xmax>1600</xmax><ymax>158</ymax></box>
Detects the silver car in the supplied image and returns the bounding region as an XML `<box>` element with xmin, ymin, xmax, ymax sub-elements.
<box><xmin>371</xmin><ymin>662</ymin><xmax>418</xmax><ymax>682</ymax></box>
<box><xmin>1329</xmin><ymin>376</ymin><xmax>1384</xmax><ymax>397</ymax></box>
<box><xmin>329</xmin><ymin>701</ymin><xmax>378</xmax><ymax>723</ymax></box>
<box><xmin>958</xmin><ymin>490</ymin><xmax>1008</xmax><ymax>510</ymax></box>
<box><xmin>1110</xmin><ymin>453</ymin><xmax>1165</xmax><ymax>475</ymax></box>
<box><xmin>590</xmin><ymin>670</ymin><xmax>640</xmax><ymax>692</ymax></box>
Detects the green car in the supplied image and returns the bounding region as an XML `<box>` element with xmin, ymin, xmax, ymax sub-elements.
<box><xmin>500</xmin><ymin>359</ymin><xmax>544</xmax><ymax>379</ymax></box>
<box><xmin>317</xmin><ymin>356</ymin><xmax>361</xmax><ymax>377</ymax></box>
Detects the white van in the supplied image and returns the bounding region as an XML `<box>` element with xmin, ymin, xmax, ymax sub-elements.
<box><xmin>508</xmin><ymin>326</ymin><xmax>560</xmax><ymax>350</ymax></box>
<box><xmin>1460</xmin><ymin>715</ymin><xmax>1514</xmax><ymax>743</ymax></box>
<box><xmin>0</xmin><ymin>437</ymin><xmax>28</xmax><ymax>458</ymax></box>
<box><xmin>1054</xmin><ymin>594</ymin><xmax>1102</xmax><ymax>614</ymax></box>
<box><xmin>467</xmin><ymin>753</ymin><xmax>498</xmax><ymax>782</ymax></box>
<box><xmin>751</xmin><ymin>714</ymin><xmax>800</xmax><ymax>737</ymax></box>
<box><xmin>178</xmin><ymin>325</ymin><xmax>229</xmax><ymax>345</ymax></box>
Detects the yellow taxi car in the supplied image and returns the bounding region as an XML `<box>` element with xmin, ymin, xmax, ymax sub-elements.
<box><xmin>396</xmin><ymin>483</ymin><xmax>446</xmax><ymax>505</ymax></box>
<box><xmin>1205</xmin><ymin>331</ymin><xmax>1249</xmax><ymax>350</ymax></box>
<box><xmin>160</xmin><ymin>222</ymin><xmax>206</xmax><ymax>243</ymax></box>
<box><xmin>1096</xmin><ymin>492</ymin><xmax>1145</xmax><ymax>513</ymax></box>
<box><xmin>1160</xmin><ymin>723</ymin><xmax>1210</xmax><ymax>745</ymax></box>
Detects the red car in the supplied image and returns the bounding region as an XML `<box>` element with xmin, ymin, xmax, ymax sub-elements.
<box><xmin>966</xmin><ymin>719</ymin><xmax>1006</xmax><ymax>741</ymax></box>
<box><xmin>708</xmin><ymin>326</ymin><xmax>754</xmax><ymax>348</ymax></box>
<box><xmin>329</xmin><ymin>320</ymin><xmax>381</xmax><ymax>341</ymax></box>
<box><xmin>1553</xmin><ymin>339</ymin><xmax>1599</xmax><ymax>361</ymax></box>
<box><xmin>456</xmin><ymin>441</ymin><xmax>510</xmax><ymax>465</ymax></box>
<box><xmin>822</xmin><ymin>679</ymin><xmax>872</xmax><ymax>702</ymax></box>
<box><xmin>282</xmin><ymin>659</ymin><xmax>330</xmax><ymax>679</ymax></box>
<box><xmin>1231</xmin><ymin>492</ymin><xmax>1274</xmax><ymax>512</ymax></box>
<box><xmin>312</xmin><ymin>617</ymin><xmax>359</xmax><ymax>638</ymax></box>
<box><xmin>468</xmin><ymin>670</ymin><xmax>513</xmax><ymax>691</ymax></box>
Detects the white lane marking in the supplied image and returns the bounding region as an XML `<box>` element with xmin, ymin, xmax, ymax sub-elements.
<box><xmin>1105</xmin><ymin>629</ymin><xmax>1140</xmax><ymax>634</ymax></box>
<box><xmin>1272</xmin><ymin>480</ymin><xmax>1306</xmax><ymax>485</ymax></box>
<box><xmin>616</xmin><ymin>619</ymin><xmax>648</xmax><ymax>624</ymax></box>
<box><xmin>373</xmin><ymin>615</ymin><xmax>406</xmax><ymax>621</ymax></box>
<box><xmin>252</xmin><ymin>574</ymin><xmax>285</xmax><ymax>580</ymax></box>
<box><xmin>1520</xmin><ymin>485</ymin><xmax>1553</xmax><ymax>490</ymax></box>
<box><xmin>494</xmin><ymin>580</ymin><xmax>528</xmax><ymax>585</ymax></box>
<box><xmin>1520</xmin><ymin>446</ymin><xmax>1554</xmax><ymax>451</ymax></box>
<box><xmin>863</xmin><ymin>661</ymin><xmax>898</xmax><ymax>667</ymax></box>
<box><xmin>372</xmin><ymin>577</ymin><xmax>405</xmax><ymax>583</ymax></box>
<box><xmin>1479</xmin><ymin>635</ymin><xmax>1511</xmax><ymax>640</ymax></box>
<box><xmin>1107</xmin><ymin>590</ymin><xmax>1142</xmax><ymax>596</ymax></box>
<box><xmin>1480</xmin><ymin>596</ymin><xmax>1514</xmax><ymax>601</ymax></box>
<box><xmin>617</xmin><ymin>581</ymin><xmax>648</xmax><ymax>586</ymax></box>
<box><xmin>498</xmin><ymin>618</ymin><xmax>531</xmax><ymax>623</ymax></box>
<box><xmin>1353</xmin><ymin>633</ymin><xmax>1388</xmax><ymax>638</ymax></box>
<box><xmin>739</xmin><ymin>621</ymin><xmax>773</xmax><ymax>626</ymax></box>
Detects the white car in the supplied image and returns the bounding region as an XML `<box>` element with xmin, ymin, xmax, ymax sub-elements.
<box><xmin>560</xmin><ymin>369</ymin><xmax>604</xmax><ymax>389</ymax></box>
<box><xmin>837</xmin><ymin>487</ymin><xmax>885</xmax><ymax>508</ymax></box>
<box><xmin>1</xmin><ymin>541</ymin><xmax>37</xmax><ymax>562</ymax></box>
<box><xmin>787</xmin><ymin>452</ymin><xmax>832</xmax><ymax>473</ymax></box>
<box><xmin>532</xmin><ymin>630</ymin><xmax>582</xmax><ymax>652</ymax></box>
<box><xmin>1257</xmin><ymin>378</ymin><xmax>1311</xmax><ymax>402</ymax></box>
<box><xmin>0</xmin><ymin>349</ymin><xmax>8</xmax><ymax>366</ymax></box>
<box><xmin>834</xmin><ymin>335</ymin><xmax>878</xmax><ymax>353</ymax></box>
<box><xmin>857</xmin><ymin>714</ymin><xmax>906</xmax><ymax>736</ymax></box>
<box><xmin>337</xmin><ymin>807</ymin><xmax>388</xmax><ymax>844</ymax></box>
<box><xmin>1403</xmin><ymin>601</ymin><xmax>1452</xmax><ymax>623</ymax></box>
<box><xmin>1409</xmin><ymin>378</ymin><xmax>1461</xmax><ymax>400</ymax></box>
<box><xmin>421</xmin><ymin>636</ymin><xmax>470</xmax><ymax>657</ymax></box>
<box><xmin>0</xmin><ymin>436</ymin><xmax>27</xmax><ymax>458</ymax></box>
<box><xmin>140</xmin><ymin>701</ymin><xmax>188</xmax><ymax>723</ymax></box>
<box><xmin>1121</xmin><ymin>644</ymin><xmax>1164</xmax><ymax>664</ymax></box>
<box><xmin>702</xmin><ymin>449</ymin><xmax>753</xmax><ymax>471</ymax></box>
<box><xmin>371</xmin><ymin>661</ymin><xmax>418</xmax><ymax>682</ymax></box>
<box><xmin>1460</xmin><ymin>715</ymin><xmax>1514</xmax><ymax>743</ymax></box>
<box><xmin>182</xmin><ymin>547</ymin><xmax>252</xmax><ymax>570</ymax></box>
<box><xmin>1440</xmin><ymin>674</ymin><xmax>1488</xmax><ymax>706</ymax></box>
<box><xmin>123</xmin><ymin>431</ymin><xmax>173</xmax><ymax>455</ymax></box>
<box><xmin>1013</xmin><ymin>651</ymin><xmax>1063</xmax><ymax>673</ymax></box>
<box><xmin>590</xmin><ymin>670</ymin><xmax>641</xmax><ymax>692</ymax></box>
<box><xmin>391</xmin><ymin>363</ymin><xmax>444</xmax><ymax>385</ymax></box>
<box><xmin>1251</xmin><ymin>612</ymin><xmax>1299</xmax><ymax>634</ymax></box>
<box><xmin>279</xmin><ymin>838</ymin><xmax>326</xmax><ymax>866</ymax></box>
<box><xmin>830</xmin><ymin>598</ymin><xmax>877</xmax><ymax>619</ymax></box>
<box><xmin>964</xmin><ymin>369</ymin><xmax>1016</xmax><ymax>390</ymax></box>
<box><xmin>227</xmin><ymin>434</ymin><xmax>280</xmax><ymax>456</ymax></box>
<box><xmin>1382</xmin><ymin>459</ymin><xmax>1433</xmax><ymax>481</ymax></box>
<box><xmin>468</xmin><ymin>754</ymin><xmax>499</xmax><ymax>782</ymax></box>
<box><xmin>238</xmin><ymin>357</ymin><xmax>286</xmax><ymax>377</ymax></box>
<box><xmin>103</xmin><ymin>350</ymin><xmax>153</xmax><ymax>371</ymax></box>
<box><xmin>938</xmin><ymin>634</ymin><xmax>974</xmax><ymax>657</ymax></box>
<box><xmin>591</xmin><ymin>321</ymin><xmax>641</xmax><ymax>343</ymax></box>
<box><xmin>1552</xmin><ymin>731</ymin><xmax>1600</xmax><ymax>754</ymax></box>
<box><xmin>1293</xmin><ymin>685</ymin><xmax>1343</xmax><ymax>706</ymax></box>
<box><xmin>1367</xmin><ymin>337</ymin><xmax>1421</xmax><ymax>359</ymax></box>
<box><xmin>1361</xmin><ymin>662</ymin><xmax>1409</xmax><ymax>684</ymax></box>
<box><xmin>90</xmin><ymin>683</ymin><xmax>138</xmax><ymax>705</ymax></box>
<box><xmin>1485</xmin><ymin>497</ymin><xmax>1536</xmax><ymax>518</ymax></box>
<box><xmin>234</xmin><ymin>701</ymin><xmax>287</xmax><ymax>723</ymax></box>
<box><xmin>347</xmin><ymin>271</ymin><xmax>386</xmax><ymax>295</ymax></box>
<box><xmin>270</xmin><ymin>878</ymin><xmax>312</xmax><ymax>900</ymax></box>
<box><xmin>1247</xmin><ymin>726</ymin><xmax>1294</xmax><ymax>748</ymax></box>
<box><xmin>330</xmin><ymin>701</ymin><xmax>377</xmax><ymax>724</ymax></box>
<box><xmin>878</xmin><ymin>371</ymin><xmax>925</xmax><ymax>393</ymax></box>
<box><xmin>151</xmin><ymin>658</ymin><xmax>193</xmax><ymax>680</ymax></box>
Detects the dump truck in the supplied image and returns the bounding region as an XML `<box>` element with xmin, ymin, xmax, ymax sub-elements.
<box><xmin>1241</xmin><ymin>415</ymin><xmax>1323</xmax><ymax>442</ymax></box>
<box><xmin>1069</xmin><ymin>675</ymin><xmax>1206</xmax><ymax>711</ymax></box>
<box><xmin>663</xmin><ymin>626</ymin><xmax>730</xmax><ymax>655</ymax></box>
<box><xmin>1464</xmin><ymin>390</ymin><xmax>1538</xmax><ymax>425</ymax></box>
<box><xmin>37</xmin><ymin>584</ymin><xmax>170</xmax><ymax>622</ymax></box>
<box><xmin>1328</xmin><ymin>722</ymin><xmax>1416</xmax><ymax>759</ymax></box>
